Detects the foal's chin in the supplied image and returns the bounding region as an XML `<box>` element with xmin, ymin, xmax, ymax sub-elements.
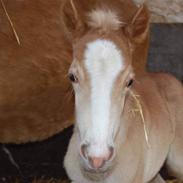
<box><xmin>80</xmin><ymin>157</ymin><xmax>115</xmax><ymax>181</ymax></box>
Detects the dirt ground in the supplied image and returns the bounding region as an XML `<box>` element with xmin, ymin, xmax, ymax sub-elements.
<box><xmin>7</xmin><ymin>178</ymin><xmax>182</xmax><ymax>183</ymax></box>
<box><xmin>22</xmin><ymin>179</ymin><xmax>183</xmax><ymax>183</ymax></box>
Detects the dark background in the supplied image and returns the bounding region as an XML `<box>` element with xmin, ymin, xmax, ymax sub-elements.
<box><xmin>147</xmin><ymin>24</ymin><xmax>183</xmax><ymax>81</ymax></box>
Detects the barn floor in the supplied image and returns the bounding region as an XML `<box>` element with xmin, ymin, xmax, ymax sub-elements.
<box><xmin>0</xmin><ymin>178</ymin><xmax>182</xmax><ymax>183</ymax></box>
<box><xmin>19</xmin><ymin>180</ymin><xmax>183</xmax><ymax>183</ymax></box>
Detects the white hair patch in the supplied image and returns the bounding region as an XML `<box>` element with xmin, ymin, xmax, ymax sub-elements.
<box><xmin>84</xmin><ymin>39</ymin><xmax>124</xmax><ymax>156</ymax></box>
<box><xmin>87</xmin><ymin>9</ymin><xmax>124</xmax><ymax>31</ymax></box>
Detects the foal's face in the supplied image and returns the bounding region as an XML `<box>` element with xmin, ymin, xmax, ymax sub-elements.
<box><xmin>69</xmin><ymin>33</ymin><xmax>134</xmax><ymax>173</ymax></box>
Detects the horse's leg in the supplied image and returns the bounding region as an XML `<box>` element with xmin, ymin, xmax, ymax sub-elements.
<box><xmin>148</xmin><ymin>174</ymin><xmax>166</xmax><ymax>183</ymax></box>
<box><xmin>166</xmin><ymin>100</ymin><xmax>183</xmax><ymax>180</ymax></box>
<box><xmin>166</xmin><ymin>129</ymin><xmax>183</xmax><ymax>180</ymax></box>
<box><xmin>64</xmin><ymin>133</ymin><xmax>88</xmax><ymax>183</ymax></box>
<box><xmin>64</xmin><ymin>132</ymin><xmax>97</xmax><ymax>183</ymax></box>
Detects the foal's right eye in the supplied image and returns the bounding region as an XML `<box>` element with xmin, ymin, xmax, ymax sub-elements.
<box><xmin>68</xmin><ymin>73</ymin><xmax>78</xmax><ymax>83</ymax></box>
<box><xmin>126</xmin><ymin>79</ymin><xmax>134</xmax><ymax>87</ymax></box>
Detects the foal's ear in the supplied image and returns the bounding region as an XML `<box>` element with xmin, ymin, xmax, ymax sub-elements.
<box><xmin>125</xmin><ymin>4</ymin><xmax>149</xmax><ymax>44</ymax></box>
<box><xmin>61</xmin><ymin>0</ymin><xmax>88</xmax><ymax>41</ymax></box>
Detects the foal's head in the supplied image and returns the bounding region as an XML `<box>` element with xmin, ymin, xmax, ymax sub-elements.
<box><xmin>62</xmin><ymin>0</ymin><xmax>149</xmax><ymax>175</ymax></box>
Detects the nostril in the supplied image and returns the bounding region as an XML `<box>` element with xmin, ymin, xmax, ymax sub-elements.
<box><xmin>107</xmin><ymin>146</ymin><xmax>114</xmax><ymax>161</ymax></box>
<box><xmin>80</xmin><ymin>144</ymin><xmax>88</xmax><ymax>159</ymax></box>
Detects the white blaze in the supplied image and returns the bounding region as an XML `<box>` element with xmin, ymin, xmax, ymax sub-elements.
<box><xmin>84</xmin><ymin>39</ymin><xmax>124</xmax><ymax>156</ymax></box>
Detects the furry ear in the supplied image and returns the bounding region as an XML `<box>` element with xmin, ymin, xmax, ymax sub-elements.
<box><xmin>61</xmin><ymin>0</ymin><xmax>88</xmax><ymax>41</ymax></box>
<box><xmin>125</xmin><ymin>4</ymin><xmax>149</xmax><ymax>44</ymax></box>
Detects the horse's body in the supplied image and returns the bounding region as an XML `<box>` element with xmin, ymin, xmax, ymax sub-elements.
<box><xmin>63</xmin><ymin>1</ymin><xmax>183</xmax><ymax>182</ymax></box>
<box><xmin>65</xmin><ymin>73</ymin><xmax>183</xmax><ymax>183</ymax></box>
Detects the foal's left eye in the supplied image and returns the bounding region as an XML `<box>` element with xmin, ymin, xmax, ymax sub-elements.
<box><xmin>126</xmin><ymin>79</ymin><xmax>134</xmax><ymax>87</ymax></box>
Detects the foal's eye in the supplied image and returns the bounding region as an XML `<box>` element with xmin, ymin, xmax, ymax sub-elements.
<box><xmin>68</xmin><ymin>73</ymin><xmax>78</xmax><ymax>83</ymax></box>
<box><xmin>126</xmin><ymin>79</ymin><xmax>134</xmax><ymax>87</ymax></box>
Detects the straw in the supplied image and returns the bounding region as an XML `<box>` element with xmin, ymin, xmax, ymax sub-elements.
<box><xmin>129</xmin><ymin>90</ymin><xmax>150</xmax><ymax>148</ymax></box>
<box><xmin>1</xmin><ymin>0</ymin><xmax>20</xmax><ymax>45</ymax></box>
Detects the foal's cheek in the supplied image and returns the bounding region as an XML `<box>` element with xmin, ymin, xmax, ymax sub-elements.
<box><xmin>75</xmin><ymin>94</ymin><xmax>92</xmax><ymax>137</ymax></box>
<box><xmin>116</xmin><ymin>91</ymin><xmax>126</xmax><ymax>109</ymax></box>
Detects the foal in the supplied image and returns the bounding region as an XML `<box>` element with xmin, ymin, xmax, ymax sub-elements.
<box><xmin>62</xmin><ymin>1</ymin><xmax>183</xmax><ymax>183</ymax></box>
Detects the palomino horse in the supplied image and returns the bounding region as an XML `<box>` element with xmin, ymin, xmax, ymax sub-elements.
<box><xmin>63</xmin><ymin>1</ymin><xmax>183</xmax><ymax>183</ymax></box>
